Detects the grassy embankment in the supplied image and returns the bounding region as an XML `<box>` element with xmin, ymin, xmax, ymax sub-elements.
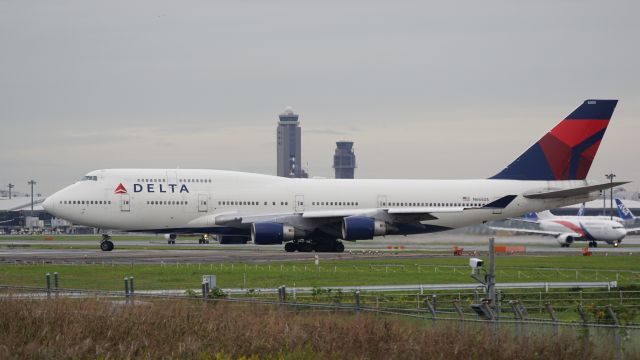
<box><xmin>0</xmin><ymin>297</ymin><xmax>634</xmax><ymax>359</ymax></box>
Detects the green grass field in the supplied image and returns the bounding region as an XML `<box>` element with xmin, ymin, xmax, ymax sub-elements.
<box><xmin>1</xmin><ymin>255</ymin><xmax>639</xmax><ymax>291</ymax></box>
<box><xmin>2</xmin><ymin>255</ymin><xmax>639</xmax><ymax>324</ymax></box>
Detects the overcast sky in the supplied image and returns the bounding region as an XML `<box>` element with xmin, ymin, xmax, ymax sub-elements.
<box><xmin>1</xmin><ymin>0</ymin><xmax>638</xmax><ymax>195</ymax></box>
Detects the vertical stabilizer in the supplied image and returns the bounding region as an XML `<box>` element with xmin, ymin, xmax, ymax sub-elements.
<box><xmin>577</xmin><ymin>203</ymin><xmax>586</xmax><ymax>216</ymax></box>
<box><xmin>615</xmin><ymin>199</ymin><xmax>636</xmax><ymax>221</ymax></box>
<box><xmin>491</xmin><ymin>100</ymin><xmax>617</xmax><ymax>180</ymax></box>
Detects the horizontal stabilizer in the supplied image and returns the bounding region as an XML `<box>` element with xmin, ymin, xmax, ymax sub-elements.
<box><xmin>523</xmin><ymin>181</ymin><xmax>629</xmax><ymax>199</ymax></box>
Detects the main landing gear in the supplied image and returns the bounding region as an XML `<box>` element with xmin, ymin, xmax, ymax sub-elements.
<box><xmin>284</xmin><ymin>239</ymin><xmax>345</xmax><ymax>253</ymax></box>
<box><xmin>100</xmin><ymin>234</ymin><xmax>114</xmax><ymax>251</ymax></box>
<box><xmin>588</xmin><ymin>241</ymin><xmax>598</xmax><ymax>248</ymax></box>
<box><xmin>198</xmin><ymin>235</ymin><xmax>210</xmax><ymax>244</ymax></box>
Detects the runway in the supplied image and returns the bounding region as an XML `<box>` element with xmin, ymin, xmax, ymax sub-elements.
<box><xmin>1</xmin><ymin>233</ymin><xmax>639</xmax><ymax>264</ymax></box>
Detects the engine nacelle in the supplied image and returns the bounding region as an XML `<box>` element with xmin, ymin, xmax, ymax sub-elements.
<box><xmin>341</xmin><ymin>216</ymin><xmax>387</xmax><ymax>240</ymax></box>
<box><xmin>556</xmin><ymin>234</ymin><xmax>575</xmax><ymax>246</ymax></box>
<box><xmin>251</xmin><ymin>222</ymin><xmax>295</xmax><ymax>245</ymax></box>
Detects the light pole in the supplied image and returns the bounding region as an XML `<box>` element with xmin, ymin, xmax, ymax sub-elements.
<box><xmin>8</xmin><ymin>183</ymin><xmax>14</xmax><ymax>200</ymax></box>
<box><xmin>605</xmin><ymin>173</ymin><xmax>616</xmax><ymax>219</ymax></box>
<box><xmin>28</xmin><ymin>180</ymin><xmax>36</xmax><ymax>215</ymax></box>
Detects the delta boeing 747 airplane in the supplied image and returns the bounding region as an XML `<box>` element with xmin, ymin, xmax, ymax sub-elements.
<box><xmin>43</xmin><ymin>100</ymin><xmax>626</xmax><ymax>252</ymax></box>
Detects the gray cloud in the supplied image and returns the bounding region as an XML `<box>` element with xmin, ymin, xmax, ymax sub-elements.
<box><xmin>0</xmin><ymin>0</ymin><xmax>638</xmax><ymax>195</ymax></box>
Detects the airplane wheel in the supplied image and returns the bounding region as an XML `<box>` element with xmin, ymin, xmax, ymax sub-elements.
<box><xmin>284</xmin><ymin>242</ymin><xmax>297</xmax><ymax>252</ymax></box>
<box><xmin>298</xmin><ymin>242</ymin><xmax>313</xmax><ymax>252</ymax></box>
<box><xmin>613</xmin><ymin>242</ymin><xmax>619</xmax><ymax>248</ymax></box>
<box><xmin>100</xmin><ymin>240</ymin><xmax>114</xmax><ymax>251</ymax></box>
<box><xmin>593</xmin><ymin>242</ymin><xmax>598</xmax><ymax>248</ymax></box>
<box><xmin>334</xmin><ymin>241</ymin><xmax>345</xmax><ymax>253</ymax></box>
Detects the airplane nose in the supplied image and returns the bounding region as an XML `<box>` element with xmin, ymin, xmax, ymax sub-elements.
<box><xmin>42</xmin><ymin>196</ymin><xmax>55</xmax><ymax>214</ymax></box>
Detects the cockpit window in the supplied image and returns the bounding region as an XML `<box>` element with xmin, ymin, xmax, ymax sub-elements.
<box><xmin>80</xmin><ymin>175</ymin><xmax>98</xmax><ymax>181</ymax></box>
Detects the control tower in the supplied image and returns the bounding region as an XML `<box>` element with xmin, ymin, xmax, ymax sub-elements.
<box><xmin>333</xmin><ymin>140</ymin><xmax>356</xmax><ymax>179</ymax></box>
<box><xmin>276</xmin><ymin>107</ymin><xmax>307</xmax><ymax>178</ymax></box>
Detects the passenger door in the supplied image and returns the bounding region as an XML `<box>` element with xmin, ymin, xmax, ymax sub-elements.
<box><xmin>120</xmin><ymin>194</ymin><xmax>131</xmax><ymax>212</ymax></box>
<box><xmin>166</xmin><ymin>171</ymin><xmax>178</xmax><ymax>185</ymax></box>
<box><xmin>377</xmin><ymin>195</ymin><xmax>388</xmax><ymax>208</ymax></box>
<box><xmin>198</xmin><ymin>193</ymin><xmax>208</xmax><ymax>212</ymax></box>
<box><xmin>295</xmin><ymin>195</ymin><xmax>305</xmax><ymax>213</ymax></box>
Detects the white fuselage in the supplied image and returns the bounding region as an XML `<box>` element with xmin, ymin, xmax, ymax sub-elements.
<box><xmin>42</xmin><ymin>169</ymin><xmax>604</xmax><ymax>238</ymax></box>
<box><xmin>539</xmin><ymin>218</ymin><xmax>627</xmax><ymax>242</ymax></box>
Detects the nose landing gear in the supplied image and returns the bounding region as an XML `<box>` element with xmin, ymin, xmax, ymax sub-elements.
<box><xmin>100</xmin><ymin>234</ymin><xmax>114</xmax><ymax>251</ymax></box>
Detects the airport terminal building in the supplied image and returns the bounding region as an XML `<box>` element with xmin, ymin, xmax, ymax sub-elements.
<box><xmin>0</xmin><ymin>194</ymin><xmax>91</xmax><ymax>235</ymax></box>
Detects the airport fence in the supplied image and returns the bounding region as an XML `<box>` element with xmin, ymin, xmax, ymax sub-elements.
<box><xmin>2</xmin><ymin>280</ymin><xmax>640</xmax><ymax>358</ymax></box>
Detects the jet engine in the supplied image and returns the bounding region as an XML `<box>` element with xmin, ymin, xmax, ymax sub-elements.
<box><xmin>341</xmin><ymin>216</ymin><xmax>387</xmax><ymax>240</ymax></box>
<box><xmin>164</xmin><ymin>233</ymin><xmax>177</xmax><ymax>244</ymax></box>
<box><xmin>251</xmin><ymin>222</ymin><xmax>296</xmax><ymax>245</ymax></box>
<box><xmin>556</xmin><ymin>234</ymin><xmax>575</xmax><ymax>247</ymax></box>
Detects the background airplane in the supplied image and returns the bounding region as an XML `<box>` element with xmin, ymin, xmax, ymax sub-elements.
<box><xmin>42</xmin><ymin>100</ymin><xmax>625</xmax><ymax>252</ymax></box>
<box><xmin>491</xmin><ymin>198</ymin><xmax>640</xmax><ymax>248</ymax></box>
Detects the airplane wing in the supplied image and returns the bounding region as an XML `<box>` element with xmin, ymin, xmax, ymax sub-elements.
<box><xmin>523</xmin><ymin>181</ymin><xmax>629</xmax><ymax>199</ymax></box>
<box><xmin>217</xmin><ymin>207</ymin><xmax>455</xmax><ymax>225</ymax></box>
<box><xmin>216</xmin><ymin>194</ymin><xmax>517</xmax><ymax>225</ymax></box>
<box><xmin>213</xmin><ymin>195</ymin><xmax>518</xmax><ymax>238</ymax></box>
<box><xmin>302</xmin><ymin>209</ymin><xmax>379</xmax><ymax>219</ymax></box>
<box><xmin>505</xmin><ymin>218</ymin><xmax>539</xmax><ymax>224</ymax></box>
<box><xmin>489</xmin><ymin>226</ymin><xmax>581</xmax><ymax>238</ymax></box>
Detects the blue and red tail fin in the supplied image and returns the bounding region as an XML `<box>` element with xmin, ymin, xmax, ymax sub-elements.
<box><xmin>491</xmin><ymin>99</ymin><xmax>618</xmax><ymax>180</ymax></box>
<box><xmin>615</xmin><ymin>198</ymin><xmax>636</xmax><ymax>221</ymax></box>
